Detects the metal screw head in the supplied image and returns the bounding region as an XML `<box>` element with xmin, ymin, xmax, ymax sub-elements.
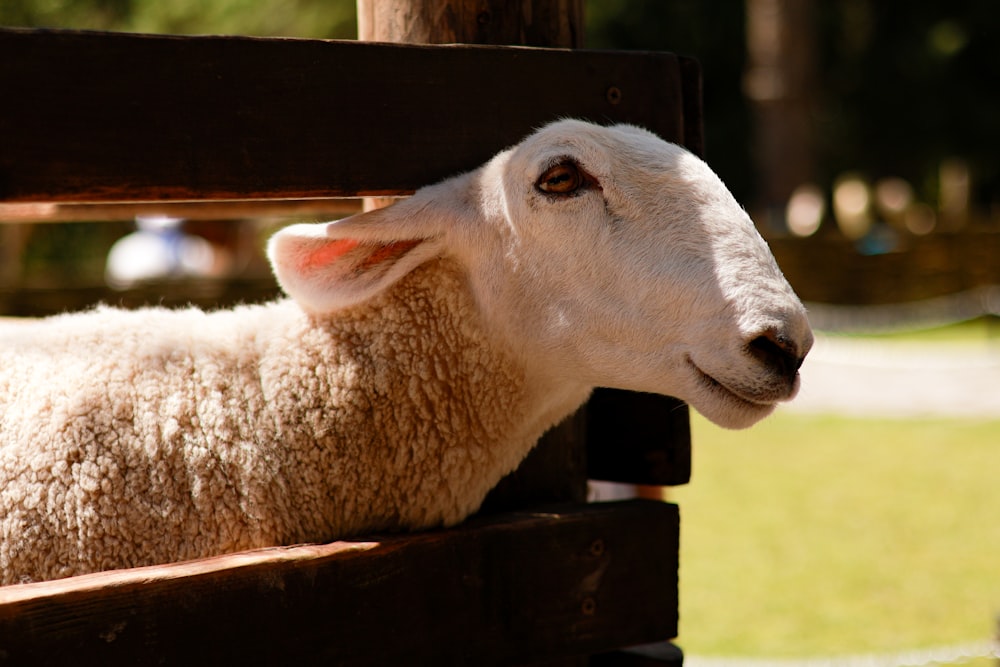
<box><xmin>606</xmin><ymin>86</ymin><xmax>623</xmax><ymax>105</ymax></box>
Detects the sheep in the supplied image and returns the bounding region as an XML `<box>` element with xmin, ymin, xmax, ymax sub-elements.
<box><xmin>0</xmin><ymin>119</ymin><xmax>812</xmax><ymax>585</ymax></box>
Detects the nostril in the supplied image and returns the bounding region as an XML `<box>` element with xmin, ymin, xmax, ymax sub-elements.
<box><xmin>748</xmin><ymin>331</ymin><xmax>802</xmax><ymax>379</ymax></box>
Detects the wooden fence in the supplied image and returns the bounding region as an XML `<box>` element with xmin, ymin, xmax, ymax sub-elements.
<box><xmin>0</xmin><ymin>25</ymin><xmax>698</xmax><ymax>666</ymax></box>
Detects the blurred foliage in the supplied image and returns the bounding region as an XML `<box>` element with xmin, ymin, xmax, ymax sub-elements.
<box><xmin>18</xmin><ymin>221</ymin><xmax>132</xmax><ymax>285</ymax></box>
<box><xmin>586</xmin><ymin>0</ymin><xmax>1000</xmax><ymax>214</ymax></box>
<box><xmin>0</xmin><ymin>0</ymin><xmax>356</xmax><ymax>39</ymax></box>
<box><xmin>814</xmin><ymin>1</ymin><xmax>1000</xmax><ymax>209</ymax></box>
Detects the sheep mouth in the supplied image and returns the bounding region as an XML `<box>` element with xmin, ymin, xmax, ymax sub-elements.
<box><xmin>687</xmin><ymin>357</ymin><xmax>777</xmax><ymax>410</ymax></box>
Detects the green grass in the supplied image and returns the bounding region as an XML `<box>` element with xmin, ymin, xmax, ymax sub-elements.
<box><xmin>675</xmin><ymin>411</ymin><xmax>1000</xmax><ymax>660</ymax></box>
<box><xmin>829</xmin><ymin>316</ymin><xmax>1000</xmax><ymax>347</ymax></box>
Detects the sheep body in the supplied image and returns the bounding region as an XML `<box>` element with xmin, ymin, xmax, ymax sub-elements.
<box><xmin>0</xmin><ymin>120</ymin><xmax>812</xmax><ymax>584</ymax></box>
<box><xmin>0</xmin><ymin>260</ymin><xmax>560</xmax><ymax>584</ymax></box>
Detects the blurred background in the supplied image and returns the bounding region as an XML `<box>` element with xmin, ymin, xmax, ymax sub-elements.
<box><xmin>2</xmin><ymin>1</ymin><xmax>998</xmax><ymax>664</ymax></box>
<box><xmin>3</xmin><ymin>0</ymin><xmax>999</xmax><ymax>312</ymax></box>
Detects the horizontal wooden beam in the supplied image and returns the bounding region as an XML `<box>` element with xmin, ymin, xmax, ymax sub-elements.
<box><xmin>0</xmin><ymin>28</ymin><xmax>700</xmax><ymax>203</ymax></box>
<box><xmin>0</xmin><ymin>500</ymin><xmax>678</xmax><ymax>667</ymax></box>
<box><xmin>0</xmin><ymin>199</ymin><xmax>361</xmax><ymax>223</ymax></box>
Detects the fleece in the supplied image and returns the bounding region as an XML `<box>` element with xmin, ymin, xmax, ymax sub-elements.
<box><xmin>0</xmin><ymin>259</ymin><xmax>544</xmax><ymax>585</ymax></box>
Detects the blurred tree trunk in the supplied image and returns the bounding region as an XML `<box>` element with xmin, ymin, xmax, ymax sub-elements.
<box><xmin>744</xmin><ymin>0</ymin><xmax>817</xmax><ymax>217</ymax></box>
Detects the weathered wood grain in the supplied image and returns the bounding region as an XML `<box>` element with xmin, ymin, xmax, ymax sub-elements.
<box><xmin>0</xmin><ymin>28</ymin><xmax>696</xmax><ymax>203</ymax></box>
<box><xmin>0</xmin><ymin>501</ymin><xmax>678</xmax><ymax>667</ymax></box>
<box><xmin>358</xmin><ymin>0</ymin><xmax>585</xmax><ymax>48</ymax></box>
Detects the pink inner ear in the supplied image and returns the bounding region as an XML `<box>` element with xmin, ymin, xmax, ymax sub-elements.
<box><xmin>298</xmin><ymin>238</ymin><xmax>360</xmax><ymax>270</ymax></box>
<box><xmin>358</xmin><ymin>239</ymin><xmax>423</xmax><ymax>270</ymax></box>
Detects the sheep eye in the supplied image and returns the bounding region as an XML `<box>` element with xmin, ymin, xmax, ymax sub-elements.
<box><xmin>536</xmin><ymin>162</ymin><xmax>585</xmax><ymax>195</ymax></box>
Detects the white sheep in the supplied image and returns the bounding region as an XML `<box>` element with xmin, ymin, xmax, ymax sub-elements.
<box><xmin>0</xmin><ymin>120</ymin><xmax>812</xmax><ymax>585</ymax></box>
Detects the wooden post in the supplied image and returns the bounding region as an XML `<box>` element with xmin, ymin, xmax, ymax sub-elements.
<box><xmin>357</xmin><ymin>0</ymin><xmax>583</xmax><ymax>47</ymax></box>
<box><xmin>357</xmin><ymin>0</ymin><xmax>588</xmax><ymax>509</ymax></box>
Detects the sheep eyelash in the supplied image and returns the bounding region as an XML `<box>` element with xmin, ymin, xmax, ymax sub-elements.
<box><xmin>534</xmin><ymin>158</ymin><xmax>602</xmax><ymax>197</ymax></box>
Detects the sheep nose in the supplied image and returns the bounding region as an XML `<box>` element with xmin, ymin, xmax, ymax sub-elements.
<box><xmin>747</xmin><ymin>328</ymin><xmax>808</xmax><ymax>382</ymax></box>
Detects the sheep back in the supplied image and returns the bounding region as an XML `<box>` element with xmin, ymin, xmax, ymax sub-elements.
<box><xmin>0</xmin><ymin>258</ymin><xmax>536</xmax><ymax>584</ymax></box>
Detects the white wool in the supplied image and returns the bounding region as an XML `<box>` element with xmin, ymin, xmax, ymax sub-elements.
<box><xmin>0</xmin><ymin>120</ymin><xmax>811</xmax><ymax>584</ymax></box>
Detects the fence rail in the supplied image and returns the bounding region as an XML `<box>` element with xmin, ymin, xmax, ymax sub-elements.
<box><xmin>805</xmin><ymin>285</ymin><xmax>1000</xmax><ymax>333</ymax></box>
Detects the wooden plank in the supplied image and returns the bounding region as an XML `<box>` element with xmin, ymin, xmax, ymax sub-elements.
<box><xmin>679</xmin><ymin>56</ymin><xmax>706</xmax><ymax>158</ymax></box>
<box><xmin>0</xmin><ymin>500</ymin><xmax>678</xmax><ymax>667</ymax></box>
<box><xmin>0</xmin><ymin>28</ymin><xmax>696</xmax><ymax>203</ymax></box>
<box><xmin>0</xmin><ymin>199</ymin><xmax>360</xmax><ymax>223</ymax></box>
<box><xmin>587</xmin><ymin>390</ymin><xmax>691</xmax><ymax>486</ymax></box>
<box><xmin>357</xmin><ymin>0</ymin><xmax>584</xmax><ymax>48</ymax></box>
<box><xmin>481</xmin><ymin>406</ymin><xmax>588</xmax><ymax>512</ymax></box>
<box><xmin>592</xmin><ymin>642</ymin><xmax>684</xmax><ymax>666</ymax></box>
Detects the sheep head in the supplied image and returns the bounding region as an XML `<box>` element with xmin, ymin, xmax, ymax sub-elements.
<box><xmin>269</xmin><ymin>119</ymin><xmax>812</xmax><ymax>429</ymax></box>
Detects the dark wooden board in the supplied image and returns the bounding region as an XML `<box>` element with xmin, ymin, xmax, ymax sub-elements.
<box><xmin>0</xmin><ymin>198</ymin><xmax>361</xmax><ymax>223</ymax></box>
<box><xmin>587</xmin><ymin>390</ymin><xmax>691</xmax><ymax>486</ymax></box>
<box><xmin>0</xmin><ymin>28</ymin><xmax>698</xmax><ymax>203</ymax></box>
<box><xmin>0</xmin><ymin>500</ymin><xmax>678</xmax><ymax>667</ymax></box>
<box><xmin>592</xmin><ymin>642</ymin><xmax>685</xmax><ymax>667</ymax></box>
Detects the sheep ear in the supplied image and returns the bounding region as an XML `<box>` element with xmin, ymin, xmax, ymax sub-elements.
<box><xmin>267</xmin><ymin>210</ymin><xmax>444</xmax><ymax>313</ymax></box>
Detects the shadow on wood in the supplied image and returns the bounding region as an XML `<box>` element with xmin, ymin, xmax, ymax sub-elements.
<box><xmin>0</xmin><ymin>501</ymin><xmax>678</xmax><ymax>667</ymax></box>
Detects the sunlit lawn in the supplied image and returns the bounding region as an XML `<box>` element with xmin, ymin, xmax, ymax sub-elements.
<box><xmin>834</xmin><ymin>316</ymin><xmax>1000</xmax><ymax>347</ymax></box>
<box><xmin>675</xmin><ymin>410</ymin><xmax>1000</xmax><ymax>661</ymax></box>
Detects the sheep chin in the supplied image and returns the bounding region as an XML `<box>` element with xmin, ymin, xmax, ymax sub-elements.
<box><xmin>684</xmin><ymin>359</ymin><xmax>780</xmax><ymax>429</ymax></box>
<box><xmin>692</xmin><ymin>396</ymin><xmax>777</xmax><ymax>430</ymax></box>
